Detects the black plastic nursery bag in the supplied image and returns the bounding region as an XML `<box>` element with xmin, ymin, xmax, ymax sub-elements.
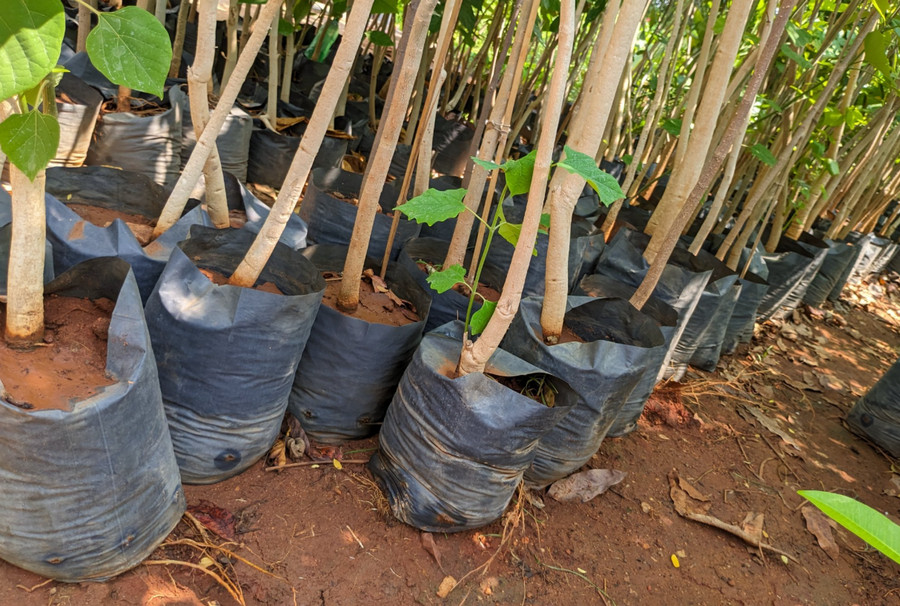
<box><xmin>846</xmin><ymin>355</ymin><xmax>900</xmax><ymax>458</ymax></box>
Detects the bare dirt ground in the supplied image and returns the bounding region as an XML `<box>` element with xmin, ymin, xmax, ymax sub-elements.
<box><xmin>1</xmin><ymin>278</ymin><xmax>899</xmax><ymax>606</ymax></box>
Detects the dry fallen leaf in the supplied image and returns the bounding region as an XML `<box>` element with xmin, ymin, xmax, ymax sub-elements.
<box><xmin>267</xmin><ymin>439</ymin><xmax>287</xmax><ymax>469</ymax></box>
<box><xmin>801</xmin><ymin>506</ymin><xmax>839</xmax><ymax>560</ymax></box>
<box><xmin>547</xmin><ymin>469</ymin><xmax>627</xmax><ymax>503</ymax></box>
<box><xmin>436</xmin><ymin>576</ymin><xmax>457</xmax><ymax>599</ymax></box>
<box><xmin>741</xmin><ymin>512</ymin><xmax>765</xmax><ymax>544</ymax></box>
<box><xmin>815</xmin><ymin>372</ymin><xmax>844</xmax><ymax>392</ymax></box>
<box><xmin>678</xmin><ymin>477</ymin><xmax>711</xmax><ymax>502</ymax></box>
<box><xmin>421</xmin><ymin>532</ymin><xmax>442</xmax><ymax>570</ymax></box>
<box><xmin>187</xmin><ymin>500</ymin><xmax>237</xmax><ymax>541</ymax></box>
<box><xmin>743</xmin><ymin>405</ymin><xmax>802</xmax><ymax>451</ymax></box>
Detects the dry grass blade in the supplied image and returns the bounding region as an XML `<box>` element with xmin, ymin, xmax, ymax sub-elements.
<box><xmin>163</xmin><ymin>538</ymin><xmax>288</xmax><ymax>582</ymax></box>
<box><xmin>144</xmin><ymin>559</ymin><xmax>245</xmax><ymax>605</ymax></box>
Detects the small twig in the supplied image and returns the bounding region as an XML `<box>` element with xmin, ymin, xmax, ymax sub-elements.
<box><xmin>16</xmin><ymin>579</ymin><xmax>52</xmax><ymax>593</ymax></box>
<box><xmin>144</xmin><ymin>560</ymin><xmax>245</xmax><ymax>605</ymax></box>
<box><xmin>264</xmin><ymin>459</ymin><xmax>369</xmax><ymax>472</ymax></box>
<box><xmin>346</xmin><ymin>525</ymin><xmax>365</xmax><ymax>549</ymax></box>
<box><xmin>538</xmin><ymin>561</ymin><xmax>616</xmax><ymax>605</ymax></box>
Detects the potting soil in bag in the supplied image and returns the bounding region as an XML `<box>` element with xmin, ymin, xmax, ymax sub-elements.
<box><xmin>574</xmin><ymin>274</ymin><xmax>679</xmax><ymax>437</ymax></box>
<box><xmin>44</xmin><ymin>166</ymin><xmax>213</xmax><ymax>302</ymax></box>
<box><xmin>144</xmin><ymin>226</ymin><xmax>325</xmax><ymax>484</ymax></box>
<box><xmin>846</xmin><ymin>356</ymin><xmax>900</xmax><ymax>458</ymax></box>
<box><xmin>594</xmin><ymin>228</ymin><xmax>712</xmax><ymax>382</ymax></box>
<box><xmin>502</xmin><ymin>297</ymin><xmax>665</xmax><ymax>488</ymax></box>
<box><xmin>299</xmin><ymin>167</ymin><xmax>420</xmax><ymax>261</ymax></box>
<box><xmin>804</xmin><ymin>239</ymin><xmax>856</xmax><ymax>307</ymax></box>
<box><xmin>51</xmin><ymin>73</ymin><xmax>104</xmax><ymax>168</ymax></box>
<box><xmin>289</xmin><ymin>245</ymin><xmax>432</xmax><ymax>443</ymax></box>
<box><xmin>0</xmin><ymin>258</ymin><xmax>185</xmax><ymax>581</ymax></box>
<box><xmin>368</xmin><ymin>322</ymin><xmax>576</xmax><ymax>532</ymax></box>
<box><xmin>171</xmin><ymin>85</ymin><xmax>254</xmax><ymax>183</ymax></box>
<box><xmin>85</xmin><ymin>92</ymin><xmax>183</xmax><ymax>188</ymax></box>
<box><xmin>398</xmin><ymin>237</ymin><xmax>505</xmax><ymax>333</ymax></box>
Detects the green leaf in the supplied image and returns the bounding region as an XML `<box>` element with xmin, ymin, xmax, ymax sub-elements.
<box><xmin>501</xmin><ymin>150</ymin><xmax>537</xmax><ymax>196</ymax></box>
<box><xmin>364</xmin><ymin>30</ymin><xmax>394</xmax><ymax>47</ymax></box>
<box><xmin>780</xmin><ymin>43</ymin><xmax>812</xmax><ymax>69</ymax></box>
<box><xmin>809</xmin><ymin>141</ymin><xmax>826</xmax><ymax>157</ymax></box>
<box><xmin>372</xmin><ymin>0</ymin><xmax>399</xmax><ymax>13</ymax></box>
<box><xmin>557</xmin><ymin>146</ymin><xmax>625</xmax><ymax>206</ymax></box>
<box><xmin>0</xmin><ymin>110</ymin><xmax>59</xmax><ymax>181</ymax></box>
<box><xmin>426</xmin><ymin>264</ymin><xmax>467</xmax><ymax>293</ymax></box>
<box><xmin>660</xmin><ymin>118</ymin><xmax>682</xmax><ymax>137</ymax></box>
<box><xmin>749</xmin><ymin>144</ymin><xmax>777</xmax><ymax>166</ymax></box>
<box><xmin>826</xmin><ymin>158</ymin><xmax>840</xmax><ymax>175</ymax></box>
<box><xmin>539</xmin><ymin>212</ymin><xmax>551</xmax><ymax>234</ymax></box>
<box><xmin>278</xmin><ymin>17</ymin><xmax>295</xmax><ymax>36</ymax></box>
<box><xmin>798</xmin><ymin>490</ymin><xmax>900</xmax><ymax>565</ymax></box>
<box><xmin>498</xmin><ymin>222</ymin><xmax>538</xmax><ymax>256</ymax></box>
<box><xmin>873</xmin><ymin>0</ymin><xmax>890</xmax><ymax>21</ymax></box>
<box><xmin>472</xmin><ymin>156</ymin><xmax>501</xmax><ymax>171</ymax></box>
<box><xmin>469</xmin><ymin>300</ymin><xmax>496</xmax><ymax>335</ymax></box>
<box><xmin>864</xmin><ymin>31</ymin><xmax>893</xmax><ymax>81</ymax></box>
<box><xmin>331</xmin><ymin>0</ymin><xmax>348</xmax><ymax>17</ymax></box>
<box><xmin>87</xmin><ymin>7</ymin><xmax>172</xmax><ymax>98</ymax></box>
<box><xmin>294</xmin><ymin>0</ymin><xmax>313</xmax><ymax>21</ymax></box>
<box><xmin>822</xmin><ymin>107</ymin><xmax>844</xmax><ymax>127</ymax></box>
<box><xmin>395</xmin><ymin>188</ymin><xmax>467</xmax><ymax>225</ymax></box>
<box><xmin>0</xmin><ymin>0</ymin><xmax>65</xmax><ymax>101</ymax></box>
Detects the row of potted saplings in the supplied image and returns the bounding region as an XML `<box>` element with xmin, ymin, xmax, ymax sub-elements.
<box><xmin>3</xmin><ymin>150</ymin><xmax>897</xmax><ymax>583</ymax></box>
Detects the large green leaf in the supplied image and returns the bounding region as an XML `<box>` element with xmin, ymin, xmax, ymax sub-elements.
<box><xmin>556</xmin><ymin>146</ymin><xmax>625</xmax><ymax>206</ymax></box>
<box><xmin>0</xmin><ymin>110</ymin><xmax>59</xmax><ymax>181</ymax></box>
<box><xmin>864</xmin><ymin>31</ymin><xmax>893</xmax><ymax>81</ymax></box>
<box><xmin>502</xmin><ymin>150</ymin><xmax>537</xmax><ymax>196</ymax></box>
<box><xmin>798</xmin><ymin>490</ymin><xmax>900</xmax><ymax>565</ymax></box>
<box><xmin>87</xmin><ymin>7</ymin><xmax>172</xmax><ymax>98</ymax></box>
<box><xmin>749</xmin><ymin>144</ymin><xmax>777</xmax><ymax>166</ymax></box>
<box><xmin>0</xmin><ymin>0</ymin><xmax>65</xmax><ymax>101</ymax></box>
<box><xmin>372</xmin><ymin>0</ymin><xmax>399</xmax><ymax>13</ymax></box>
<box><xmin>660</xmin><ymin>118</ymin><xmax>682</xmax><ymax>137</ymax></box>
<box><xmin>294</xmin><ymin>0</ymin><xmax>314</xmax><ymax>21</ymax></box>
<box><xmin>469</xmin><ymin>300</ymin><xmax>496</xmax><ymax>335</ymax></box>
<box><xmin>365</xmin><ymin>31</ymin><xmax>394</xmax><ymax>47</ymax></box>
<box><xmin>395</xmin><ymin>188</ymin><xmax>467</xmax><ymax>225</ymax></box>
<box><xmin>426</xmin><ymin>264</ymin><xmax>467</xmax><ymax>293</ymax></box>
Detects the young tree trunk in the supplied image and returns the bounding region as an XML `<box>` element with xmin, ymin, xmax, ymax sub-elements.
<box><xmin>539</xmin><ymin>0</ymin><xmax>648</xmax><ymax>342</ymax></box>
<box><xmin>630</xmin><ymin>0</ymin><xmax>795</xmax><ymax>309</ymax></box>
<box><xmin>442</xmin><ymin>0</ymin><xmax>540</xmax><ymax>270</ymax></box>
<box><xmin>170</xmin><ymin>0</ymin><xmax>193</xmax><ymax>78</ymax></box>
<box><xmin>457</xmin><ymin>0</ymin><xmax>575</xmax><ymax>376</ymax></box>
<box><xmin>281</xmin><ymin>29</ymin><xmax>296</xmax><ymax>103</ymax></box>
<box><xmin>155</xmin><ymin>0</ymin><xmax>167</xmax><ymax>23</ymax></box>
<box><xmin>264</xmin><ymin>6</ymin><xmax>281</xmax><ymax>131</ymax></box>
<box><xmin>190</xmin><ymin>0</ymin><xmax>229</xmax><ymax>228</ymax></box>
<box><xmin>336</xmin><ymin>0</ymin><xmax>440</xmax><ymax>312</ymax></box>
<box><xmin>229</xmin><ymin>0</ymin><xmax>378</xmax><ymax>287</ymax></box>
<box><xmin>219</xmin><ymin>0</ymin><xmax>240</xmax><ymax>90</ymax></box>
<box><xmin>77</xmin><ymin>0</ymin><xmax>97</xmax><ymax>53</ymax></box>
<box><xmin>154</xmin><ymin>0</ymin><xmax>284</xmax><ymax>238</ymax></box>
<box><xmin>5</xmin><ymin>167</ymin><xmax>46</xmax><ymax>347</ymax></box>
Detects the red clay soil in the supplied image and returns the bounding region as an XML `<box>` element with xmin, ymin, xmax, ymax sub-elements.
<box><xmin>0</xmin><ymin>296</ymin><xmax>114</xmax><ymax>411</ymax></box>
<box><xmin>199</xmin><ymin>268</ymin><xmax>284</xmax><ymax>296</ymax></box>
<box><xmin>0</xmin><ymin>281</ymin><xmax>899</xmax><ymax>605</ymax></box>
<box><xmin>321</xmin><ymin>272</ymin><xmax>420</xmax><ymax>326</ymax></box>
<box><xmin>67</xmin><ymin>204</ymin><xmax>156</xmax><ymax>246</ymax></box>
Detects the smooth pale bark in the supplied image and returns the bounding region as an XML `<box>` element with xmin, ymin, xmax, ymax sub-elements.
<box><xmin>229</xmin><ymin>0</ymin><xmax>377</xmax><ymax>287</ymax></box>
<box><xmin>155</xmin><ymin>0</ymin><xmax>166</xmax><ymax>23</ymax></box>
<box><xmin>169</xmin><ymin>0</ymin><xmax>192</xmax><ymax>78</ymax></box>
<box><xmin>457</xmin><ymin>0</ymin><xmax>574</xmax><ymax>376</ymax></box>
<box><xmin>443</xmin><ymin>0</ymin><xmax>540</xmax><ymax>270</ymax></box>
<box><xmin>379</xmin><ymin>0</ymin><xmax>461</xmax><ymax>275</ymax></box>
<box><xmin>630</xmin><ymin>0</ymin><xmax>795</xmax><ymax>309</ymax></box>
<box><xmin>264</xmin><ymin>6</ymin><xmax>281</xmax><ymax>130</ymax></box>
<box><xmin>539</xmin><ymin>0</ymin><xmax>648</xmax><ymax>342</ymax></box>
<box><xmin>281</xmin><ymin>29</ymin><xmax>296</xmax><ymax>104</ymax></box>
<box><xmin>640</xmin><ymin>0</ymin><xmax>755</xmax><ymax>260</ymax></box>
<box><xmin>5</xmin><ymin>167</ymin><xmax>46</xmax><ymax>347</ymax></box>
<box><xmin>336</xmin><ymin>0</ymin><xmax>439</xmax><ymax>311</ymax></box>
<box><xmin>154</xmin><ymin>0</ymin><xmax>283</xmax><ymax>238</ymax></box>
<box><xmin>189</xmin><ymin>0</ymin><xmax>229</xmax><ymax>228</ymax></box>
<box><xmin>76</xmin><ymin>0</ymin><xmax>96</xmax><ymax>53</ymax></box>
<box><xmin>220</xmin><ymin>0</ymin><xmax>240</xmax><ymax>90</ymax></box>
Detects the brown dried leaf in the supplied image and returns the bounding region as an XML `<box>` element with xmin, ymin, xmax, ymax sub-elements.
<box><xmin>816</xmin><ymin>372</ymin><xmax>844</xmax><ymax>392</ymax></box>
<box><xmin>669</xmin><ymin>473</ymin><xmax>711</xmax><ymax>516</ymax></box>
<box><xmin>743</xmin><ymin>405</ymin><xmax>802</xmax><ymax>451</ymax></box>
<box><xmin>421</xmin><ymin>532</ymin><xmax>442</xmax><ymax>570</ymax></box>
<box><xmin>678</xmin><ymin>477</ymin><xmax>711</xmax><ymax>502</ymax></box>
<box><xmin>548</xmin><ymin>469</ymin><xmax>627</xmax><ymax>503</ymax></box>
<box><xmin>801</xmin><ymin>506</ymin><xmax>839</xmax><ymax>560</ymax></box>
<box><xmin>754</xmin><ymin>384</ymin><xmax>775</xmax><ymax>401</ymax></box>
<box><xmin>801</xmin><ymin>371</ymin><xmax>823</xmax><ymax>392</ymax></box>
<box><xmin>268</xmin><ymin>438</ymin><xmax>287</xmax><ymax>468</ymax></box>
<box><xmin>187</xmin><ymin>500</ymin><xmax>237</xmax><ymax>541</ymax></box>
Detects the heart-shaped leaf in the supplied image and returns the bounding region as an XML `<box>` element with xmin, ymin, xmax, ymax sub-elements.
<box><xmin>426</xmin><ymin>264</ymin><xmax>467</xmax><ymax>294</ymax></box>
<box><xmin>395</xmin><ymin>188</ymin><xmax>467</xmax><ymax>225</ymax></box>
<box><xmin>87</xmin><ymin>7</ymin><xmax>172</xmax><ymax>98</ymax></box>
<box><xmin>557</xmin><ymin>146</ymin><xmax>625</xmax><ymax>206</ymax></box>
<box><xmin>365</xmin><ymin>31</ymin><xmax>394</xmax><ymax>46</ymax></box>
<box><xmin>469</xmin><ymin>300</ymin><xmax>496</xmax><ymax>335</ymax></box>
<box><xmin>0</xmin><ymin>0</ymin><xmax>65</xmax><ymax>101</ymax></box>
<box><xmin>498</xmin><ymin>222</ymin><xmax>538</xmax><ymax>256</ymax></box>
<box><xmin>0</xmin><ymin>110</ymin><xmax>59</xmax><ymax>181</ymax></box>
<box><xmin>501</xmin><ymin>150</ymin><xmax>537</xmax><ymax>196</ymax></box>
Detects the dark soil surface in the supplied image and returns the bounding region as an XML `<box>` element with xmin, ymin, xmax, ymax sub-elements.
<box><xmin>0</xmin><ymin>296</ymin><xmax>114</xmax><ymax>411</ymax></box>
<box><xmin>0</xmin><ymin>280</ymin><xmax>898</xmax><ymax>605</ymax></box>
<box><xmin>67</xmin><ymin>204</ymin><xmax>156</xmax><ymax>246</ymax></box>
